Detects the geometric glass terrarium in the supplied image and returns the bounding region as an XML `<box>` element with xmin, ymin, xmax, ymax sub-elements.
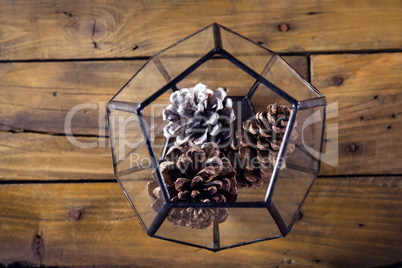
<box><xmin>107</xmin><ymin>23</ymin><xmax>326</xmax><ymax>251</ymax></box>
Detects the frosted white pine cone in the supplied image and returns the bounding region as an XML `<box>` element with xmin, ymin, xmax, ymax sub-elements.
<box><xmin>163</xmin><ymin>83</ymin><xmax>236</xmax><ymax>146</ymax></box>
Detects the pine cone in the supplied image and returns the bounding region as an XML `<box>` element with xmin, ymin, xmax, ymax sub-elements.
<box><xmin>167</xmin><ymin>207</ymin><xmax>229</xmax><ymax>229</ymax></box>
<box><xmin>148</xmin><ymin>141</ymin><xmax>238</xmax><ymax>229</ymax></box>
<box><xmin>163</xmin><ymin>83</ymin><xmax>236</xmax><ymax>146</ymax></box>
<box><xmin>228</xmin><ymin>103</ymin><xmax>298</xmax><ymax>188</ymax></box>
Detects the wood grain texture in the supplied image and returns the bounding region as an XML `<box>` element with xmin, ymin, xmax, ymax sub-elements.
<box><xmin>0</xmin><ymin>177</ymin><xmax>401</xmax><ymax>267</ymax></box>
<box><xmin>0</xmin><ymin>60</ymin><xmax>144</xmax><ymax>136</ymax></box>
<box><xmin>0</xmin><ymin>56</ymin><xmax>306</xmax><ymax>136</ymax></box>
<box><xmin>0</xmin><ymin>131</ymin><xmax>113</xmax><ymax>181</ymax></box>
<box><xmin>0</xmin><ymin>56</ymin><xmax>307</xmax><ymax>182</ymax></box>
<box><xmin>1</xmin><ymin>1</ymin><xmax>400</xmax><ymax>267</ymax></box>
<box><xmin>0</xmin><ymin>0</ymin><xmax>401</xmax><ymax>60</ymax></box>
<box><xmin>1</xmin><ymin>54</ymin><xmax>401</xmax><ymax>180</ymax></box>
<box><xmin>311</xmin><ymin>53</ymin><xmax>402</xmax><ymax>175</ymax></box>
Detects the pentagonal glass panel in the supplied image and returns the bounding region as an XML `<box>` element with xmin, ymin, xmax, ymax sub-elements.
<box><xmin>171</xmin><ymin>56</ymin><xmax>258</xmax><ymax>152</ymax></box>
<box><xmin>270</xmin><ymin>106</ymin><xmax>326</xmax><ymax>228</ymax></box>
<box><xmin>108</xmin><ymin>108</ymin><xmax>160</xmax><ymax>229</ymax></box>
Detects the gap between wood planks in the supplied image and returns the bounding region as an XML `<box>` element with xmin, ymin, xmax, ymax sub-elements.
<box><xmin>1</xmin><ymin>175</ymin><xmax>401</xmax><ymax>185</ymax></box>
<box><xmin>0</xmin><ymin>124</ymin><xmax>108</xmax><ymax>139</ymax></box>
<box><xmin>0</xmin><ymin>48</ymin><xmax>401</xmax><ymax>63</ymax></box>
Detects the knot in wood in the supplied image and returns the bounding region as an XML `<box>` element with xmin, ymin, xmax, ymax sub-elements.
<box><xmin>70</xmin><ymin>209</ymin><xmax>81</xmax><ymax>220</ymax></box>
<box><xmin>333</xmin><ymin>76</ymin><xmax>344</xmax><ymax>86</ymax></box>
<box><xmin>65</xmin><ymin>10</ymin><xmax>120</xmax><ymax>43</ymax></box>
<box><xmin>278</xmin><ymin>23</ymin><xmax>289</xmax><ymax>32</ymax></box>
<box><xmin>347</xmin><ymin>143</ymin><xmax>357</xmax><ymax>152</ymax></box>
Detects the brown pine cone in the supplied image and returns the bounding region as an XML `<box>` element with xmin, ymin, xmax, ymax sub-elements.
<box><xmin>167</xmin><ymin>207</ymin><xmax>229</xmax><ymax>229</ymax></box>
<box><xmin>228</xmin><ymin>103</ymin><xmax>298</xmax><ymax>189</ymax></box>
<box><xmin>163</xmin><ymin>83</ymin><xmax>236</xmax><ymax>146</ymax></box>
<box><xmin>148</xmin><ymin>141</ymin><xmax>238</xmax><ymax>228</ymax></box>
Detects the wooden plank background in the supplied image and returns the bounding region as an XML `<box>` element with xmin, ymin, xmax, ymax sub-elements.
<box><xmin>1</xmin><ymin>177</ymin><xmax>401</xmax><ymax>267</ymax></box>
<box><xmin>0</xmin><ymin>0</ymin><xmax>401</xmax><ymax>267</ymax></box>
<box><xmin>0</xmin><ymin>0</ymin><xmax>401</xmax><ymax>60</ymax></box>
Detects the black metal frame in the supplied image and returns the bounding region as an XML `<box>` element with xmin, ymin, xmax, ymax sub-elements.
<box><xmin>107</xmin><ymin>23</ymin><xmax>326</xmax><ymax>252</ymax></box>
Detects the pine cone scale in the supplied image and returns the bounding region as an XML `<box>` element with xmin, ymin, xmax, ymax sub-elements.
<box><xmin>175</xmin><ymin>178</ymin><xmax>190</xmax><ymax>191</ymax></box>
<box><xmin>159</xmin><ymin>161</ymin><xmax>182</xmax><ymax>184</ymax></box>
<box><xmin>196</xmin><ymin>166</ymin><xmax>215</xmax><ymax>182</ymax></box>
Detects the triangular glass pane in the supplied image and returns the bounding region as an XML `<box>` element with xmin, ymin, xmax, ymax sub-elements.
<box><xmin>220</xmin><ymin>25</ymin><xmax>275</xmax><ymax>76</ymax></box>
<box><xmin>112</xmin><ymin>59</ymin><xmax>168</xmax><ymax>104</ymax></box>
<box><xmin>176</xmin><ymin>55</ymin><xmax>256</xmax><ymax>97</ymax></box>
<box><xmin>153</xmin><ymin>26</ymin><xmax>214</xmax><ymax>83</ymax></box>
<box><xmin>261</xmin><ymin>56</ymin><xmax>321</xmax><ymax>101</ymax></box>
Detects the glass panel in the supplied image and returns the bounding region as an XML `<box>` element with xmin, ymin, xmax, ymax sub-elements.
<box><xmin>157</xmin><ymin>24</ymin><xmax>214</xmax><ymax>58</ymax></box>
<box><xmin>176</xmin><ymin>57</ymin><xmax>256</xmax><ymax>97</ymax></box>
<box><xmin>108</xmin><ymin>108</ymin><xmax>160</xmax><ymax>229</ymax></box>
<box><xmin>141</xmin><ymin>90</ymin><xmax>173</xmax><ymax>159</ymax></box>
<box><xmin>112</xmin><ymin>59</ymin><xmax>168</xmax><ymax>104</ymax></box>
<box><xmin>270</xmin><ymin>169</ymin><xmax>316</xmax><ymax>228</ymax></box>
<box><xmin>118</xmin><ymin>169</ymin><xmax>161</xmax><ymax>230</ymax></box>
<box><xmin>287</xmin><ymin>106</ymin><xmax>325</xmax><ymax>175</ymax></box>
<box><xmin>250</xmin><ymin>81</ymin><xmax>293</xmax><ymax>115</ymax></box>
<box><xmin>270</xmin><ymin>106</ymin><xmax>325</xmax><ymax>227</ymax></box>
<box><xmin>220</xmin><ymin>25</ymin><xmax>275</xmax><ymax>76</ymax></box>
<box><xmin>218</xmin><ymin>207</ymin><xmax>280</xmax><ymax>249</ymax></box>
<box><xmin>263</xmin><ymin>56</ymin><xmax>321</xmax><ymax>101</ymax></box>
<box><xmin>155</xmin><ymin>206</ymin><xmax>280</xmax><ymax>250</ymax></box>
<box><xmin>113</xmin><ymin>25</ymin><xmax>215</xmax><ymax>104</ymax></box>
<box><xmin>153</xmin><ymin>26</ymin><xmax>214</xmax><ymax>82</ymax></box>
<box><xmin>155</xmin><ymin>207</ymin><xmax>216</xmax><ymax>249</ymax></box>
